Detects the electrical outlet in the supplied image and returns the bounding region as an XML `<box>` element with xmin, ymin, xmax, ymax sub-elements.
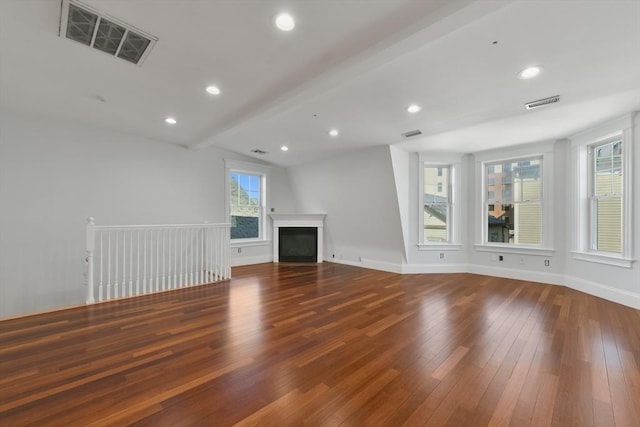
<box><xmin>544</xmin><ymin>259</ymin><xmax>550</xmax><ymax>267</ymax></box>
<box><xmin>439</xmin><ymin>252</ymin><xmax>445</xmax><ymax>259</ymax></box>
<box><xmin>498</xmin><ymin>255</ymin><xmax>504</xmax><ymax>261</ymax></box>
<box><xmin>237</xmin><ymin>247</ymin><xmax>242</xmax><ymax>254</ymax></box>
<box><xmin>332</xmin><ymin>253</ymin><xmax>335</xmax><ymax>258</ymax></box>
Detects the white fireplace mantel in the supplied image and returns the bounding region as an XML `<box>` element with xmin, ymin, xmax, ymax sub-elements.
<box><xmin>270</xmin><ymin>213</ymin><xmax>327</xmax><ymax>263</ymax></box>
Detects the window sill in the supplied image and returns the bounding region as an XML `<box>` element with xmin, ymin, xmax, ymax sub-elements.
<box><xmin>474</xmin><ymin>244</ymin><xmax>555</xmax><ymax>257</ymax></box>
<box><xmin>570</xmin><ymin>251</ymin><xmax>635</xmax><ymax>268</ymax></box>
<box><xmin>418</xmin><ymin>243</ymin><xmax>462</xmax><ymax>251</ymax></box>
<box><xmin>230</xmin><ymin>239</ymin><xmax>271</xmax><ymax>248</ymax></box>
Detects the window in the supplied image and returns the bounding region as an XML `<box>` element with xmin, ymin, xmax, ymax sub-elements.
<box><xmin>225</xmin><ymin>160</ymin><xmax>270</xmax><ymax>242</ymax></box>
<box><xmin>570</xmin><ymin>114</ymin><xmax>633</xmax><ymax>267</ymax></box>
<box><xmin>485</xmin><ymin>157</ymin><xmax>542</xmax><ymax>245</ymax></box>
<box><xmin>229</xmin><ymin>172</ymin><xmax>262</xmax><ymax>239</ymax></box>
<box><xmin>590</xmin><ymin>139</ymin><xmax>623</xmax><ymax>253</ymax></box>
<box><xmin>423</xmin><ymin>165</ymin><xmax>451</xmax><ymax>242</ymax></box>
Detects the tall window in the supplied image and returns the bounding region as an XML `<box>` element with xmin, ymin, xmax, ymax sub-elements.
<box><xmin>229</xmin><ymin>172</ymin><xmax>262</xmax><ymax>239</ymax></box>
<box><xmin>485</xmin><ymin>157</ymin><xmax>542</xmax><ymax>245</ymax></box>
<box><xmin>423</xmin><ymin>165</ymin><xmax>451</xmax><ymax>242</ymax></box>
<box><xmin>225</xmin><ymin>159</ymin><xmax>270</xmax><ymax>242</ymax></box>
<box><xmin>590</xmin><ymin>139</ymin><xmax>623</xmax><ymax>253</ymax></box>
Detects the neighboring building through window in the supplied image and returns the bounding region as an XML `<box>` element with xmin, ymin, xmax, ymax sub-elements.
<box><xmin>485</xmin><ymin>157</ymin><xmax>542</xmax><ymax>245</ymax></box>
<box><xmin>423</xmin><ymin>165</ymin><xmax>451</xmax><ymax>242</ymax></box>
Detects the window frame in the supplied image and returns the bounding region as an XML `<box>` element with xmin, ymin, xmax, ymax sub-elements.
<box><xmin>224</xmin><ymin>159</ymin><xmax>271</xmax><ymax>244</ymax></box>
<box><xmin>473</xmin><ymin>141</ymin><xmax>555</xmax><ymax>256</ymax></box>
<box><xmin>570</xmin><ymin>114</ymin><xmax>635</xmax><ymax>267</ymax></box>
<box><xmin>588</xmin><ymin>137</ymin><xmax>623</xmax><ymax>253</ymax></box>
<box><xmin>483</xmin><ymin>156</ymin><xmax>543</xmax><ymax>247</ymax></box>
<box><xmin>417</xmin><ymin>152</ymin><xmax>463</xmax><ymax>250</ymax></box>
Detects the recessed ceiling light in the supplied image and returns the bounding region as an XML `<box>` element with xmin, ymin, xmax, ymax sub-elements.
<box><xmin>165</xmin><ymin>117</ymin><xmax>177</xmax><ymax>125</ymax></box>
<box><xmin>281</xmin><ymin>145</ymin><xmax>289</xmax><ymax>151</ymax></box>
<box><xmin>407</xmin><ymin>104</ymin><xmax>421</xmax><ymax>114</ymax></box>
<box><xmin>518</xmin><ymin>66</ymin><xmax>542</xmax><ymax>79</ymax></box>
<box><xmin>205</xmin><ymin>85</ymin><xmax>221</xmax><ymax>95</ymax></box>
<box><xmin>329</xmin><ymin>129</ymin><xmax>339</xmax><ymax>137</ymax></box>
<box><xmin>275</xmin><ymin>13</ymin><xmax>295</xmax><ymax>31</ymax></box>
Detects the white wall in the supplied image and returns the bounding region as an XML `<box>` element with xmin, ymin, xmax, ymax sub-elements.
<box><xmin>0</xmin><ymin>109</ymin><xmax>294</xmax><ymax>317</ymax></box>
<box><xmin>288</xmin><ymin>146</ymin><xmax>406</xmax><ymax>270</ymax></box>
<box><xmin>389</xmin><ymin>145</ymin><xmax>410</xmax><ymax>263</ymax></box>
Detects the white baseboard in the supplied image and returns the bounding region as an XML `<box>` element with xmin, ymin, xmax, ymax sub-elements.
<box><xmin>231</xmin><ymin>254</ymin><xmax>273</xmax><ymax>267</ymax></box>
<box><xmin>564</xmin><ymin>276</ymin><xmax>640</xmax><ymax>309</ymax></box>
<box><xmin>401</xmin><ymin>263</ymin><xmax>468</xmax><ymax>274</ymax></box>
<box><xmin>467</xmin><ymin>264</ymin><xmax>565</xmax><ymax>286</ymax></box>
<box><xmin>326</xmin><ymin>258</ymin><xmax>404</xmax><ymax>273</ymax></box>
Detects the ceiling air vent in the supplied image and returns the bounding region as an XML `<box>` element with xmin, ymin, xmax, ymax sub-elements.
<box><xmin>59</xmin><ymin>0</ymin><xmax>157</xmax><ymax>66</ymax></box>
<box><xmin>525</xmin><ymin>95</ymin><xmax>560</xmax><ymax>110</ymax></box>
<box><xmin>402</xmin><ymin>129</ymin><xmax>422</xmax><ymax>138</ymax></box>
<box><xmin>251</xmin><ymin>149</ymin><xmax>268</xmax><ymax>155</ymax></box>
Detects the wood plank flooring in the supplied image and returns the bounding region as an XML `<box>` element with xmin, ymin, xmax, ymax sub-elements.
<box><xmin>1</xmin><ymin>263</ymin><xmax>639</xmax><ymax>426</ymax></box>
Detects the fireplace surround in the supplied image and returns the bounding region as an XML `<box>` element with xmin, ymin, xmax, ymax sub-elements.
<box><xmin>270</xmin><ymin>214</ymin><xmax>326</xmax><ymax>263</ymax></box>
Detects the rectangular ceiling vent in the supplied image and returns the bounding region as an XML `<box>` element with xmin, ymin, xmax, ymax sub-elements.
<box><xmin>59</xmin><ymin>0</ymin><xmax>157</xmax><ymax>66</ymax></box>
<box><xmin>525</xmin><ymin>95</ymin><xmax>560</xmax><ymax>110</ymax></box>
<box><xmin>402</xmin><ymin>129</ymin><xmax>422</xmax><ymax>138</ymax></box>
<box><xmin>251</xmin><ymin>149</ymin><xmax>268</xmax><ymax>155</ymax></box>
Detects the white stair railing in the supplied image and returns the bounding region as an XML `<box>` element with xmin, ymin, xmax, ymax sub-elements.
<box><xmin>85</xmin><ymin>218</ymin><xmax>231</xmax><ymax>304</ymax></box>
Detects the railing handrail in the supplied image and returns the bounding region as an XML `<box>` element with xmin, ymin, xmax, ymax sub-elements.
<box><xmin>92</xmin><ymin>223</ymin><xmax>232</xmax><ymax>231</ymax></box>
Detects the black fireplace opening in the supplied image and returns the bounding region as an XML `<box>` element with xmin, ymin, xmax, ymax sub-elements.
<box><xmin>279</xmin><ymin>227</ymin><xmax>318</xmax><ymax>262</ymax></box>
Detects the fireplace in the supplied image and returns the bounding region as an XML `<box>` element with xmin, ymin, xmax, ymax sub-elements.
<box><xmin>279</xmin><ymin>227</ymin><xmax>318</xmax><ymax>262</ymax></box>
<box><xmin>270</xmin><ymin>214</ymin><xmax>327</xmax><ymax>263</ymax></box>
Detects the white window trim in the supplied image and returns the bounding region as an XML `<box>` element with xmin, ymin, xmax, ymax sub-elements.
<box><xmin>569</xmin><ymin>113</ymin><xmax>635</xmax><ymax>268</ymax></box>
<box><xmin>224</xmin><ymin>159</ymin><xmax>271</xmax><ymax>243</ymax></box>
<box><xmin>417</xmin><ymin>152</ymin><xmax>463</xmax><ymax>250</ymax></box>
<box><xmin>474</xmin><ymin>141</ymin><xmax>555</xmax><ymax>253</ymax></box>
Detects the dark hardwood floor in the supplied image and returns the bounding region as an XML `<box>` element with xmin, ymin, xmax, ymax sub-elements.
<box><xmin>1</xmin><ymin>263</ymin><xmax>639</xmax><ymax>426</ymax></box>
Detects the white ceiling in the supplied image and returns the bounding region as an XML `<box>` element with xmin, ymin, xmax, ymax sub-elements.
<box><xmin>1</xmin><ymin>0</ymin><xmax>639</xmax><ymax>167</ymax></box>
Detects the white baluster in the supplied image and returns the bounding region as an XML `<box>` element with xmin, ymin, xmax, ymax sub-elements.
<box><xmin>136</xmin><ymin>230</ymin><xmax>140</xmax><ymax>295</ymax></box>
<box><xmin>86</xmin><ymin>217</ymin><xmax>95</xmax><ymax>304</ymax></box>
<box><xmin>143</xmin><ymin>229</ymin><xmax>147</xmax><ymax>294</ymax></box>
<box><xmin>162</xmin><ymin>229</ymin><xmax>166</xmax><ymax>290</ymax></box>
<box><xmin>122</xmin><ymin>230</ymin><xmax>126</xmax><ymax>298</ymax></box>
<box><xmin>107</xmin><ymin>231</ymin><xmax>112</xmax><ymax>300</ymax></box>
<box><xmin>99</xmin><ymin>231</ymin><xmax>104</xmax><ymax>302</ymax></box>
<box><xmin>199</xmin><ymin>228</ymin><xmax>204</xmax><ymax>284</ymax></box>
<box><xmin>180</xmin><ymin>228</ymin><xmax>184</xmax><ymax>287</ymax></box>
<box><xmin>115</xmin><ymin>231</ymin><xmax>120</xmax><ymax>299</ymax></box>
<box><xmin>174</xmin><ymin>228</ymin><xmax>178</xmax><ymax>288</ymax></box>
<box><xmin>187</xmin><ymin>227</ymin><xmax>192</xmax><ymax>286</ymax></box>
<box><xmin>155</xmin><ymin>229</ymin><xmax>160</xmax><ymax>291</ymax></box>
<box><xmin>129</xmin><ymin>230</ymin><xmax>133</xmax><ymax>296</ymax></box>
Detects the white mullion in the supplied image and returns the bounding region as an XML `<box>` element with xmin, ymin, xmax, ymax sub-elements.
<box><xmin>89</xmin><ymin>16</ymin><xmax>100</xmax><ymax>47</ymax></box>
<box><xmin>114</xmin><ymin>29</ymin><xmax>128</xmax><ymax>57</ymax></box>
